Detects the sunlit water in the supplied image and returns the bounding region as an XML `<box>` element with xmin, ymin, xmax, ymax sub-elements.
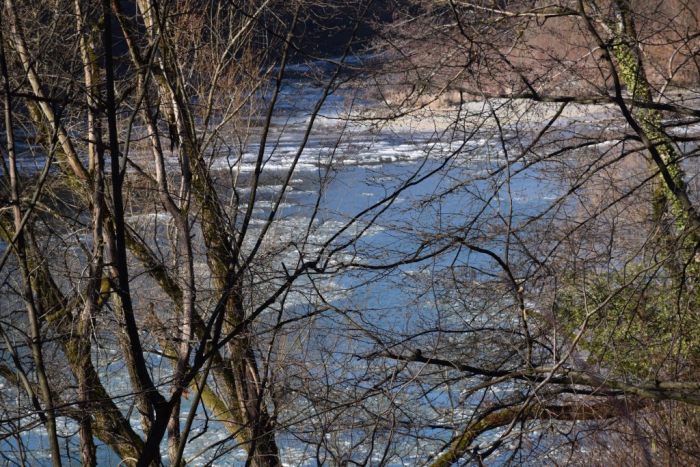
<box><xmin>1</xmin><ymin>59</ymin><xmax>599</xmax><ymax>466</ymax></box>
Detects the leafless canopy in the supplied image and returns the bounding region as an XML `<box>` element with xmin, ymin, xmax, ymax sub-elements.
<box><xmin>1</xmin><ymin>0</ymin><xmax>700</xmax><ymax>466</ymax></box>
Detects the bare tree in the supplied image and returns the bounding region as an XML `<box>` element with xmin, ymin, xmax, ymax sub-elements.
<box><xmin>2</xmin><ymin>0</ymin><xmax>700</xmax><ymax>466</ymax></box>
<box><xmin>344</xmin><ymin>0</ymin><xmax>700</xmax><ymax>464</ymax></box>
<box><xmin>0</xmin><ymin>0</ymin><xmax>399</xmax><ymax>465</ymax></box>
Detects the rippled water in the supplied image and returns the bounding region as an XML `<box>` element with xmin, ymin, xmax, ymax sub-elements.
<box><xmin>1</xmin><ymin>58</ymin><xmax>573</xmax><ymax>465</ymax></box>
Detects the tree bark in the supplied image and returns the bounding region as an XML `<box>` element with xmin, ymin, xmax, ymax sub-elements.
<box><xmin>0</xmin><ymin>8</ymin><xmax>62</xmax><ymax>466</ymax></box>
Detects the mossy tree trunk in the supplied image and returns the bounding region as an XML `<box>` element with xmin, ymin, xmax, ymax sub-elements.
<box><xmin>609</xmin><ymin>0</ymin><xmax>693</xmax><ymax>237</ymax></box>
